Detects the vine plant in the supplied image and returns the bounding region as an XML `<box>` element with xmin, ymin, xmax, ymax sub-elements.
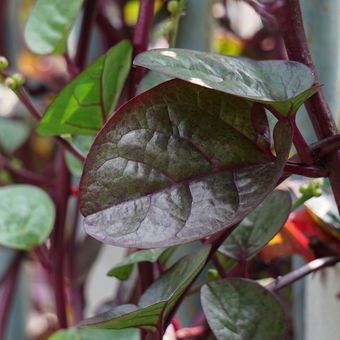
<box><xmin>0</xmin><ymin>0</ymin><xmax>340</xmax><ymax>339</ymax></box>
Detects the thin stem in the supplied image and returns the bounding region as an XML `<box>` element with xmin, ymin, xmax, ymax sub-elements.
<box><xmin>291</xmin><ymin>117</ymin><xmax>313</xmax><ymax>165</ymax></box>
<box><xmin>211</xmin><ymin>254</ymin><xmax>227</xmax><ymax>278</ymax></box>
<box><xmin>75</xmin><ymin>0</ymin><xmax>100</xmax><ymax>70</ymax></box>
<box><xmin>176</xmin><ymin>326</ymin><xmax>207</xmax><ymax>339</ymax></box>
<box><xmin>129</xmin><ymin>0</ymin><xmax>155</xmax><ymax>98</ymax></box>
<box><xmin>16</xmin><ymin>88</ymin><xmax>86</xmax><ymax>162</ymax></box>
<box><xmin>0</xmin><ymin>153</ymin><xmax>55</xmax><ymax>186</ymax></box>
<box><xmin>0</xmin><ymin>252</ymin><xmax>23</xmax><ymax>340</ymax></box>
<box><xmin>52</xmin><ymin>150</ymin><xmax>71</xmax><ymax>329</ymax></box>
<box><xmin>267</xmin><ymin>256</ymin><xmax>340</xmax><ymax>292</ymax></box>
<box><xmin>283</xmin><ymin>162</ymin><xmax>328</xmax><ymax>178</ymax></box>
<box><xmin>311</xmin><ymin>135</ymin><xmax>340</xmax><ymax>159</ymax></box>
<box><xmin>276</xmin><ymin>0</ymin><xmax>340</xmax><ymax>213</ymax></box>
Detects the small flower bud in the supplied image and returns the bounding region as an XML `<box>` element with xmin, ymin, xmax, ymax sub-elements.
<box><xmin>0</xmin><ymin>56</ymin><xmax>9</xmax><ymax>71</ymax></box>
<box><xmin>4</xmin><ymin>77</ymin><xmax>16</xmax><ymax>90</ymax></box>
<box><xmin>167</xmin><ymin>0</ymin><xmax>179</xmax><ymax>14</ymax></box>
<box><xmin>11</xmin><ymin>73</ymin><xmax>25</xmax><ymax>87</ymax></box>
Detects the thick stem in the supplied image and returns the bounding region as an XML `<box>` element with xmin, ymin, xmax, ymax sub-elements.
<box><xmin>0</xmin><ymin>252</ymin><xmax>23</xmax><ymax>340</ymax></box>
<box><xmin>267</xmin><ymin>256</ymin><xmax>340</xmax><ymax>292</ymax></box>
<box><xmin>52</xmin><ymin>151</ymin><xmax>71</xmax><ymax>329</ymax></box>
<box><xmin>311</xmin><ymin>134</ymin><xmax>340</xmax><ymax>159</ymax></box>
<box><xmin>75</xmin><ymin>0</ymin><xmax>100</xmax><ymax>70</ymax></box>
<box><xmin>276</xmin><ymin>0</ymin><xmax>340</xmax><ymax>213</ymax></box>
<box><xmin>129</xmin><ymin>0</ymin><xmax>155</xmax><ymax>98</ymax></box>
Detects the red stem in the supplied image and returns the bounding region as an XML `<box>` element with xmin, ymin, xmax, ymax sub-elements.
<box><xmin>129</xmin><ymin>0</ymin><xmax>155</xmax><ymax>98</ymax></box>
<box><xmin>0</xmin><ymin>252</ymin><xmax>23</xmax><ymax>340</ymax></box>
<box><xmin>74</xmin><ymin>0</ymin><xmax>100</xmax><ymax>71</ymax></box>
<box><xmin>52</xmin><ymin>151</ymin><xmax>71</xmax><ymax>329</ymax></box>
<box><xmin>0</xmin><ymin>0</ymin><xmax>7</xmax><ymax>55</ymax></box>
<box><xmin>276</xmin><ymin>0</ymin><xmax>340</xmax><ymax>213</ymax></box>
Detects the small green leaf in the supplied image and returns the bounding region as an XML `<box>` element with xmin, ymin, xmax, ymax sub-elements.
<box><xmin>24</xmin><ymin>0</ymin><xmax>84</xmax><ymax>55</ymax></box>
<box><xmin>65</xmin><ymin>135</ymin><xmax>94</xmax><ymax>176</ymax></box>
<box><xmin>80</xmin><ymin>80</ymin><xmax>292</xmax><ymax>248</ymax></box>
<box><xmin>219</xmin><ymin>190</ymin><xmax>291</xmax><ymax>261</ymax></box>
<box><xmin>0</xmin><ymin>118</ymin><xmax>30</xmax><ymax>153</ymax></box>
<box><xmin>134</xmin><ymin>48</ymin><xmax>319</xmax><ymax>115</ymax></box>
<box><xmin>49</xmin><ymin>327</ymin><xmax>139</xmax><ymax>340</ymax></box>
<box><xmin>201</xmin><ymin>278</ymin><xmax>287</xmax><ymax>340</ymax></box>
<box><xmin>80</xmin><ymin>245</ymin><xmax>210</xmax><ymax>332</ymax></box>
<box><xmin>37</xmin><ymin>41</ymin><xmax>132</xmax><ymax>136</ymax></box>
<box><xmin>107</xmin><ymin>248</ymin><xmax>168</xmax><ymax>280</ymax></box>
<box><xmin>0</xmin><ymin>185</ymin><xmax>55</xmax><ymax>250</ymax></box>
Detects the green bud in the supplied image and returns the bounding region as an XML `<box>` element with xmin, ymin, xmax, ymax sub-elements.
<box><xmin>4</xmin><ymin>77</ymin><xmax>16</xmax><ymax>90</ymax></box>
<box><xmin>167</xmin><ymin>0</ymin><xmax>179</xmax><ymax>14</ymax></box>
<box><xmin>0</xmin><ymin>56</ymin><xmax>9</xmax><ymax>71</ymax></box>
<box><xmin>11</xmin><ymin>73</ymin><xmax>25</xmax><ymax>87</ymax></box>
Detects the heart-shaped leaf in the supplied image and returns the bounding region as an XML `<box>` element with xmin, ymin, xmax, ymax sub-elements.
<box><xmin>134</xmin><ymin>48</ymin><xmax>319</xmax><ymax>115</ymax></box>
<box><xmin>24</xmin><ymin>0</ymin><xmax>84</xmax><ymax>55</ymax></box>
<box><xmin>37</xmin><ymin>40</ymin><xmax>132</xmax><ymax>136</ymax></box>
<box><xmin>49</xmin><ymin>327</ymin><xmax>139</xmax><ymax>340</ymax></box>
<box><xmin>201</xmin><ymin>278</ymin><xmax>287</xmax><ymax>340</ymax></box>
<box><xmin>107</xmin><ymin>248</ymin><xmax>169</xmax><ymax>280</ymax></box>
<box><xmin>0</xmin><ymin>118</ymin><xmax>30</xmax><ymax>153</ymax></box>
<box><xmin>79</xmin><ymin>79</ymin><xmax>292</xmax><ymax>248</ymax></box>
<box><xmin>0</xmin><ymin>185</ymin><xmax>55</xmax><ymax>250</ymax></box>
<box><xmin>80</xmin><ymin>245</ymin><xmax>210</xmax><ymax>333</ymax></box>
<box><xmin>219</xmin><ymin>190</ymin><xmax>291</xmax><ymax>261</ymax></box>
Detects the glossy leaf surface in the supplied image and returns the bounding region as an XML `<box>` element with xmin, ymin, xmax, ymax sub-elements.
<box><xmin>0</xmin><ymin>118</ymin><xmax>30</xmax><ymax>153</ymax></box>
<box><xmin>107</xmin><ymin>248</ymin><xmax>167</xmax><ymax>280</ymax></box>
<box><xmin>24</xmin><ymin>0</ymin><xmax>84</xmax><ymax>55</ymax></box>
<box><xmin>201</xmin><ymin>278</ymin><xmax>287</xmax><ymax>340</ymax></box>
<box><xmin>0</xmin><ymin>185</ymin><xmax>55</xmax><ymax>250</ymax></box>
<box><xmin>80</xmin><ymin>80</ymin><xmax>292</xmax><ymax>248</ymax></box>
<box><xmin>49</xmin><ymin>328</ymin><xmax>139</xmax><ymax>340</ymax></box>
<box><xmin>37</xmin><ymin>41</ymin><xmax>132</xmax><ymax>135</ymax></box>
<box><xmin>219</xmin><ymin>190</ymin><xmax>291</xmax><ymax>261</ymax></box>
<box><xmin>80</xmin><ymin>245</ymin><xmax>210</xmax><ymax>332</ymax></box>
<box><xmin>134</xmin><ymin>48</ymin><xmax>319</xmax><ymax>115</ymax></box>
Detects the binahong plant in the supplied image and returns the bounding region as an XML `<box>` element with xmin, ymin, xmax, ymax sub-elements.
<box><xmin>1</xmin><ymin>0</ymin><xmax>340</xmax><ymax>339</ymax></box>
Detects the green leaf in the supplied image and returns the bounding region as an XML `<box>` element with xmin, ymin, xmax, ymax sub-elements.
<box><xmin>107</xmin><ymin>248</ymin><xmax>169</xmax><ymax>280</ymax></box>
<box><xmin>49</xmin><ymin>327</ymin><xmax>139</xmax><ymax>340</ymax></box>
<box><xmin>219</xmin><ymin>190</ymin><xmax>291</xmax><ymax>261</ymax></box>
<box><xmin>37</xmin><ymin>41</ymin><xmax>132</xmax><ymax>136</ymax></box>
<box><xmin>0</xmin><ymin>185</ymin><xmax>55</xmax><ymax>250</ymax></box>
<box><xmin>65</xmin><ymin>135</ymin><xmax>93</xmax><ymax>176</ymax></box>
<box><xmin>79</xmin><ymin>79</ymin><xmax>292</xmax><ymax>248</ymax></box>
<box><xmin>134</xmin><ymin>48</ymin><xmax>319</xmax><ymax>115</ymax></box>
<box><xmin>201</xmin><ymin>278</ymin><xmax>287</xmax><ymax>340</ymax></box>
<box><xmin>24</xmin><ymin>0</ymin><xmax>84</xmax><ymax>55</ymax></box>
<box><xmin>0</xmin><ymin>118</ymin><xmax>30</xmax><ymax>153</ymax></box>
<box><xmin>80</xmin><ymin>245</ymin><xmax>210</xmax><ymax>332</ymax></box>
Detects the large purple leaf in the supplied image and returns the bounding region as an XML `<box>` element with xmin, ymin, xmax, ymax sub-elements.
<box><xmin>79</xmin><ymin>80</ymin><xmax>292</xmax><ymax>248</ymax></box>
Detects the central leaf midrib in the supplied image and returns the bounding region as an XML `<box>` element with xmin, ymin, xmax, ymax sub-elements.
<box><xmin>85</xmin><ymin>158</ymin><xmax>271</xmax><ymax>218</ymax></box>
